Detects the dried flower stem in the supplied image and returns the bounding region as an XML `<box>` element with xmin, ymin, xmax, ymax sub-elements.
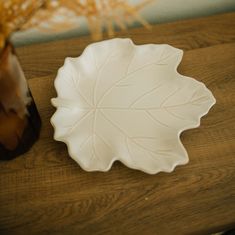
<box><xmin>0</xmin><ymin>0</ymin><xmax>154</xmax><ymax>48</ymax></box>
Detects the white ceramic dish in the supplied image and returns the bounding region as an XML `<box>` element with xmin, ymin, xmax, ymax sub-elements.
<box><xmin>51</xmin><ymin>38</ymin><xmax>216</xmax><ymax>174</ymax></box>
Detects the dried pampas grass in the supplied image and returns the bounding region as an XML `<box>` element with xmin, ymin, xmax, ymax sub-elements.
<box><xmin>0</xmin><ymin>0</ymin><xmax>153</xmax><ymax>49</ymax></box>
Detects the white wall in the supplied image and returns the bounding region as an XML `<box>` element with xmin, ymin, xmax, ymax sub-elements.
<box><xmin>12</xmin><ymin>0</ymin><xmax>235</xmax><ymax>47</ymax></box>
<box><xmin>139</xmin><ymin>0</ymin><xmax>235</xmax><ymax>23</ymax></box>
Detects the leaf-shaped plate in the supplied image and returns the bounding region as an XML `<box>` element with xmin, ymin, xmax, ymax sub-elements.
<box><xmin>51</xmin><ymin>38</ymin><xmax>216</xmax><ymax>174</ymax></box>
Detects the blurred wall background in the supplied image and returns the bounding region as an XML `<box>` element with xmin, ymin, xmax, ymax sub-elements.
<box><xmin>12</xmin><ymin>0</ymin><xmax>235</xmax><ymax>47</ymax></box>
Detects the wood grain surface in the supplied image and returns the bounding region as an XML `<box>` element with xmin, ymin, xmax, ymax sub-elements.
<box><xmin>0</xmin><ymin>12</ymin><xmax>235</xmax><ymax>235</ymax></box>
<box><xmin>16</xmin><ymin>12</ymin><xmax>235</xmax><ymax>80</ymax></box>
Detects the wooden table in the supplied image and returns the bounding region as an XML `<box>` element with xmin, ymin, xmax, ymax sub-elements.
<box><xmin>1</xmin><ymin>12</ymin><xmax>235</xmax><ymax>235</ymax></box>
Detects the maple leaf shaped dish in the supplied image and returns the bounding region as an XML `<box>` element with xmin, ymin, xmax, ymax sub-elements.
<box><xmin>51</xmin><ymin>38</ymin><xmax>216</xmax><ymax>174</ymax></box>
